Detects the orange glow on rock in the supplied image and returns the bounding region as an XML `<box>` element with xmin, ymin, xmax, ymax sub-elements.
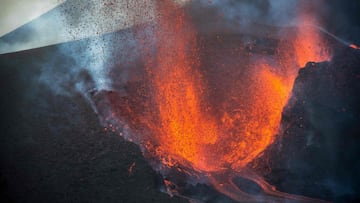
<box><xmin>220</xmin><ymin>65</ymin><xmax>294</xmax><ymax>170</ymax></box>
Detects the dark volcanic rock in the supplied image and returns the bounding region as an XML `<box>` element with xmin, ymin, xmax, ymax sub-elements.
<box><xmin>0</xmin><ymin>44</ymin><xmax>187</xmax><ymax>203</ymax></box>
<box><xmin>259</xmin><ymin>47</ymin><xmax>360</xmax><ymax>202</ymax></box>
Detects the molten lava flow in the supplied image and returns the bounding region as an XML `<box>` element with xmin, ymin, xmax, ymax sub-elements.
<box><xmin>220</xmin><ymin>65</ymin><xmax>294</xmax><ymax>170</ymax></box>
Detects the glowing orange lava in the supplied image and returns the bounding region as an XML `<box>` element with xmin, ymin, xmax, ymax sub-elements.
<box><xmin>144</xmin><ymin>2</ymin><xmax>295</xmax><ymax>172</ymax></box>
<box><xmin>141</xmin><ymin>1</ymin><xmax>331</xmax><ymax>175</ymax></box>
<box><xmin>220</xmin><ymin>65</ymin><xmax>294</xmax><ymax>170</ymax></box>
<box><xmin>293</xmin><ymin>7</ymin><xmax>331</xmax><ymax>67</ymax></box>
<box><xmin>146</xmin><ymin>1</ymin><xmax>218</xmax><ymax>171</ymax></box>
<box><xmin>350</xmin><ymin>43</ymin><xmax>360</xmax><ymax>50</ymax></box>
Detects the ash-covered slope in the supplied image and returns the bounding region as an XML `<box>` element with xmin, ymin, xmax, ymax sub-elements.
<box><xmin>0</xmin><ymin>43</ymin><xmax>187</xmax><ymax>203</ymax></box>
<box><xmin>260</xmin><ymin>47</ymin><xmax>360</xmax><ymax>202</ymax></box>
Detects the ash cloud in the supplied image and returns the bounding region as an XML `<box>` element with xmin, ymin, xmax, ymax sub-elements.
<box><xmin>0</xmin><ymin>0</ymin><xmax>156</xmax><ymax>108</ymax></box>
<box><xmin>3</xmin><ymin>0</ymin><xmax>350</xmax><ymax>102</ymax></box>
<box><xmin>196</xmin><ymin>0</ymin><xmax>298</xmax><ymax>27</ymax></box>
<box><xmin>35</xmin><ymin>29</ymin><xmax>144</xmax><ymax>116</ymax></box>
<box><xmin>0</xmin><ymin>0</ymin><xmax>155</xmax><ymax>54</ymax></box>
<box><xmin>193</xmin><ymin>0</ymin><xmax>360</xmax><ymax>46</ymax></box>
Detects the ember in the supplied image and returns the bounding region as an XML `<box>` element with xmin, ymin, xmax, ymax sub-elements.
<box><xmin>350</xmin><ymin>43</ymin><xmax>360</xmax><ymax>50</ymax></box>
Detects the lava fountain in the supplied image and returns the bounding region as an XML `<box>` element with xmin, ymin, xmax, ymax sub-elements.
<box><xmin>96</xmin><ymin>1</ymin><xmax>332</xmax><ymax>202</ymax></box>
<box><xmin>146</xmin><ymin>2</ymin><xmax>219</xmax><ymax>172</ymax></box>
